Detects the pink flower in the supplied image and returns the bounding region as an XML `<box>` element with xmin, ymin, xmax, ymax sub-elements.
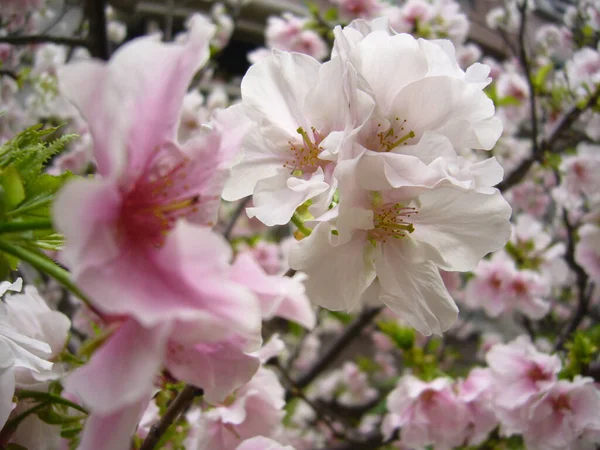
<box><xmin>521</xmin><ymin>377</ymin><xmax>600</xmax><ymax>450</ymax></box>
<box><xmin>264</xmin><ymin>13</ymin><xmax>329</xmax><ymax>61</ymax></box>
<box><xmin>456</xmin><ymin>368</ymin><xmax>498</xmax><ymax>445</ymax></box>
<box><xmin>486</xmin><ymin>336</ymin><xmax>561</xmax><ymax>435</ymax></box>
<box><xmin>236</xmin><ymin>436</ymin><xmax>295</xmax><ymax>450</ymax></box>
<box><xmin>231</xmin><ymin>253</ymin><xmax>316</xmax><ymax>329</ymax></box>
<box><xmin>54</xmin><ymin>16</ymin><xmax>257</xmax><ymax>334</ymax></box>
<box><xmin>465</xmin><ymin>252</ymin><xmax>549</xmax><ymax>319</ymax></box>
<box><xmin>575</xmin><ymin>224</ymin><xmax>600</xmax><ymax>283</ymax></box>
<box><xmin>382</xmin><ymin>376</ymin><xmax>470</xmax><ymax>450</ymax></box>
<box><xmin>331</xmin><ymin>0</ymin><xmax>385</xmax><ymax>20</ymax></box>
<box><xmin>189</xmin><ymin>366</ymin><xmax>286</xmax><ymax>450</ymax></box>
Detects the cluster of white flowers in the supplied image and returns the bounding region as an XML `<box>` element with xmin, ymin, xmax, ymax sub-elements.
<box><xmin>225</xmin><ymin>18</ymin><xmax>512</xmax><ymax>335</ymax></box>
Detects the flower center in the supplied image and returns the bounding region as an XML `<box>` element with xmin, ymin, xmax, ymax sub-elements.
<box><xmin>526</xmin><ymin>364</ymin><xmax>551</xmax><ymax>383</ymax></box>
<box><xmin>119</xmin><ymin>156</ymin><xmax>201</xmax><ymax>248</ymax></box>
<box><xmin>369</xmin><ymin>199</ymin><xmax>417</xmax><ymax>243</ymax></box>
<box><xmin>284</xmin><ymin>126</ymin><xmax>326</xmax><ymax>174</ymax></box>
<box><xmin>551</xmin><ymin>394</ymin><xmax>571</xmax><ymax>413</ymax></box>
<box><xmin>372</xmin><ymin>118</ymin><xmax>416</xmax><ymax>152</ymax></box>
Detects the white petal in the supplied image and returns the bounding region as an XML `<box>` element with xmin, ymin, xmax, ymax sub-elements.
<box><xmin>374</xmin><ymin>241</ymin><xmax>458</xmax><ymax>335</ymax></box>
<box><xmin>247</xmin><ymin>170</ymin><xmax>330</xmax><ymax>226</ymax></box>
<box><xmin>411</xmin><ymin>187</ymin><xmax>512</xmax><ymax>271</ymax></box>
<box><xmin>0</xmin><ymin>342</ymin><xmax>15</xmax><ymax>429</ymax></box>
<box><xmin>289</xmin><ymin>222</ymin><xmax>376</xmax><ymax>311</ymax></box>
<box><xmin>241</xmin><ymin>49</ymin><xmax>319</xmax><ymax>134</ymax></box>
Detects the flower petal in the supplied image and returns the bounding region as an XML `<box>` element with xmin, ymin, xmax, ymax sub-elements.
<box><xmin>410</xmin><ymin>187</ymin><xmax>512</xmax><ymax>271</ymax></box>
<box><xmin>375</xmin><ymin>241</ymin><xmax>458</xmax><ymax>335</ymax></box>
<box><xmin>65</xmin><ymin>319</ymin><xmax>168</xmax><ymax>414</ymax></box>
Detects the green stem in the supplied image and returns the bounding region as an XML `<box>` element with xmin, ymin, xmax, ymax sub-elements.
<box><xmin>0</xmin><ymin>219</ymin><xmax>53</xmax><ymax>233</ymax></box>
<box><xmin>17</xmin><ymin>391</ymin><xmax>88</xmax><ymax>414</ymax></box>
<box><xmin>291</xmin><ymin>213</ymin><xmax>312</xmax><ymax>237</ymax></box>
<box><xmin>6</xmin><ymin>198</ymin><xmax>52</xmax><ymax>217</ymax></box>
<box><xmin>0</xmin><ymin>239</ymin><xmax>91</xmax><ymax>306</ymax></box>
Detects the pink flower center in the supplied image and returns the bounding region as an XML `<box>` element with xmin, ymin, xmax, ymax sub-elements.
<box><xmin>512</xmin><ymin>279</ymin><xmax>529</xmax><ymax>295</ymax></box>
<box><xmin>118</xmin><ymin>155</ymin><xmax>201</xmax><ymax>248</ymax></box>
<box><xmin>284</xmin><ymin>126</ymin><xmax>327</xmax><ymax>174</ymax></box>
<box><xmin>526</xmin><ymin>364</ymin><xmax>552</xmax><ymax>383</ymax></box>
<box><xmin>420</xmin><ymin>389</ymin><xmax>437</xmax><ymax>404</ymax></box>
<box><xmin>369</xmin><ymin>202</ymin><xmax>417</xmax><ymax>243</ymax></box>
<box><xmin>551</xmin><ymin>394</ymin><xmax>572</xmax><ymax>412</ymax></box>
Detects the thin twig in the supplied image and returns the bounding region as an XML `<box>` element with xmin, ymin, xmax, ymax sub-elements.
<box><xmin>293</xmin><ymin>307</ymin><xmax>382</xmax><ymax>391</ymax></box>
<box><xmin>140</xmin><ymin>385</ymin><xmax>203</xmax><ymax>450</ymax></box>
<box><xmin>164</xmin><ymin>0</ymin><xmax>175</xmax><ymax>41</ymax></box>
<box><xmin>0</xmin><ymin>35</ymin><xmax>88</xmax><ymax>47</ymax></box>
<box><xmin>0</xmin><ymin>69</ymin><xmax>17</xmax><ymax>80</ymax></box>
<box><xmin>499</xmin><ymin>84</ymin><xmax>600</xmax><ymax>192</ymax></box>
<box><xmin>222</xmin><ymin>197</ymin><xmax>250</xmax><ymax>241</ymax></box>
<box><xmin>273</xmin><ymin>360</ymin><xmax>349</xmax><ymax>442</ymax></box>
<box><xmin>554</xmin><ymin>209</ymin><xmax>592</xmax><ymax>351</ymax></box>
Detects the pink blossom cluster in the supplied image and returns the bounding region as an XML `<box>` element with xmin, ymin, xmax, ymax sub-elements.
<box><xmin>382</xmin><ymin>336</ymin><xmax>600</xmax><ymax>449</ymax></box>
<box><xmin>248</xmin><ymin>13</ymin><xmax>329</xmax><ymax>63</ymax></box>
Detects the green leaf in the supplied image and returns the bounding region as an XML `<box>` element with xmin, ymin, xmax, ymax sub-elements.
<box><xmin>495</xmin><ymin>95</ymin><xmax>522</xmax><ymax>107</ymax></box>
<box><xmin>533</xmin><ymin>63</ymin><xmax>553</xmax><ymax>92</ymax></box>
<box><xmin>377</xmin><ymin>320</ymin><xmax>415</xmax><ymax>351</ymax></box>
<box><xmin>329</xmin><ymin>310</ymin><xmax>353</xmax><ymax>324</ymax></box>
<box><xmin>60</xmin><ymin>426</ymin><xmax>83</xmax><ymax>439</ymax></box>
<box><xmin>323</xmin><ymin>7</ymin><xmax>338</xmax><ymax>21</ymax></box>
<box><xmin>1</xmin><ymin>166</ymin><xmax>25</xmax><ymax>209</ymax></box>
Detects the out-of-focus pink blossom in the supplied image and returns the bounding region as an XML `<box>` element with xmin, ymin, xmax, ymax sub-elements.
<box><xmin>456</xmin><ymin>368</ymin><xmax>498</xmax><ymax>445</ymax></box>
<box><xmin>486</xmin><ymin>336</ymin><xmax>561</xmax><ymax>434</ymax></box>
<box><xmin>189</xmin><ymin>366</ymin><xmax>286</xmax><ymax>450</ymax></box>
<box><xmin>575</xmin><ymin>224</ymin><xmax>600</xmax><ymax>283</ymax></box>
<box><xmin>260</xmin><ymin>13</ymin><xmax>329</xmax><ymax>61</ymax></box>
<box><xmin>382</xmin><ymin>376</ymin><xmax>470</xmax><ymax>450</ymax></box>
<box><xmin>236</xmin><ymin>436</ymin><xmax>295</xmax><ymax>450</ymax></box>
<box><xmin>332</xmin><ymin>0</ymin><xmax>385</xmax><ymax>20</ymax></box>
<box><xmin>519</xmin><ymin>377</ymin><xmax>600</xmax><ymax>450</ymax></box>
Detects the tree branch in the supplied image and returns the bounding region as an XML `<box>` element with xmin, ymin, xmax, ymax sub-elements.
<box><xmin>139</xmin><ymin>385</ymin><xmax>203</xmax><ymax>450</ymax></box>
<box><xmin>498</xmin><ymin>84</ymin><xmax>600</xmax><ymax>192</ymax></box>
<box><xmin>554</xmin><ymin>209</ymin><xmax>592</xmax><ymax>351</ymax></box>
<box><xmin>0</xmin><ymin>35</ymin><xmax>88</xmax><ymax>47</ymax></box>
<box><xmin>273</xmin><ymin>359</ymin><xmax>349</xmax><ymax>442</ymax></box>
<box><xmin>84</xmin><ymin>0</ymin><xmax>110</xmax><ymax>60</ymax></box>
<box><xmin>293</xmin><ymin>307</ymin><xmax>382</xmax><ymax>392</ymax></box>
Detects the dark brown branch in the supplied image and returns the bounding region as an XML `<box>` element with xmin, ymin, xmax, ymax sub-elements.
<box><xmin>140</xmin><ymin>385</ymin><xmax>203</xmax><ymax>450</ymax></box>
<box><xmin>0</xmin><ymin>69</ymin><xmax>17</xmax><ymax>80</ymax></box>
<box><xmin>0</xmin><ymin>35</ymin><xmax>88</xmax><ymax>47</ymax></box>
<box><xmin>84</xmin><ymin>0</ymin><xmax>110</xmax><ymax>60</ymax></box>
<box><xmin>554</xmin><ymin>209</ymin><xmax>592</xmax><ymax>351</ymax></box>
<box><xmin>498</xmin><ymin>84</ymin><xmax>600</xmax><ymax>192</ymax></box>
<box><xmin>311</xmin><ymin>429</ymin><xmax>399</xmax><ymax>450</ymax></box>
<box><xmin>273</xmin><ymin>360</ymin><xmax>349</xmax><ymax>442</ymax></box>
<box><xmin>293</xmin><ymin>307</ymin><xmax>382</xmax><ymax>392</ymax></box>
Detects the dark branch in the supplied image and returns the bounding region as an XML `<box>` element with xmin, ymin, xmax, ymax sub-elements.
<box><xmin>273</xmin><ymin>360</ymin><xmax>350</xmax><ymax>442</ymax></box>
<box><xmin>293</xmin><ymin>307</ymin><xmax>382</xmax><ymax>392</ymax></box>
<box><xmin>498</xmin><ymin>84</ymin><xmax>600</xmax><ymax>192</ymax></box>
<box><xmin>0</xmin><ymin>69</ymin><xmax>18</xmax><ymax>80</ymax></box>
<box><xmin>84</xmin><ymin>0</ymin><xmax>110</xmax><ymax>60</ymax></box>
<box><xmin>554</xmin><ymin>209</ymin><xmax>592</xmax><ymax>351</ymax></box>
<box><xmin>0</xmin><ymin>35</ymin><xmax>88</xmax><ymax>47</ymax></box>
<box><xmin>140</xmin><ymin>385</ymin><xmax>203</xmax><ymax>450</ymax></box>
